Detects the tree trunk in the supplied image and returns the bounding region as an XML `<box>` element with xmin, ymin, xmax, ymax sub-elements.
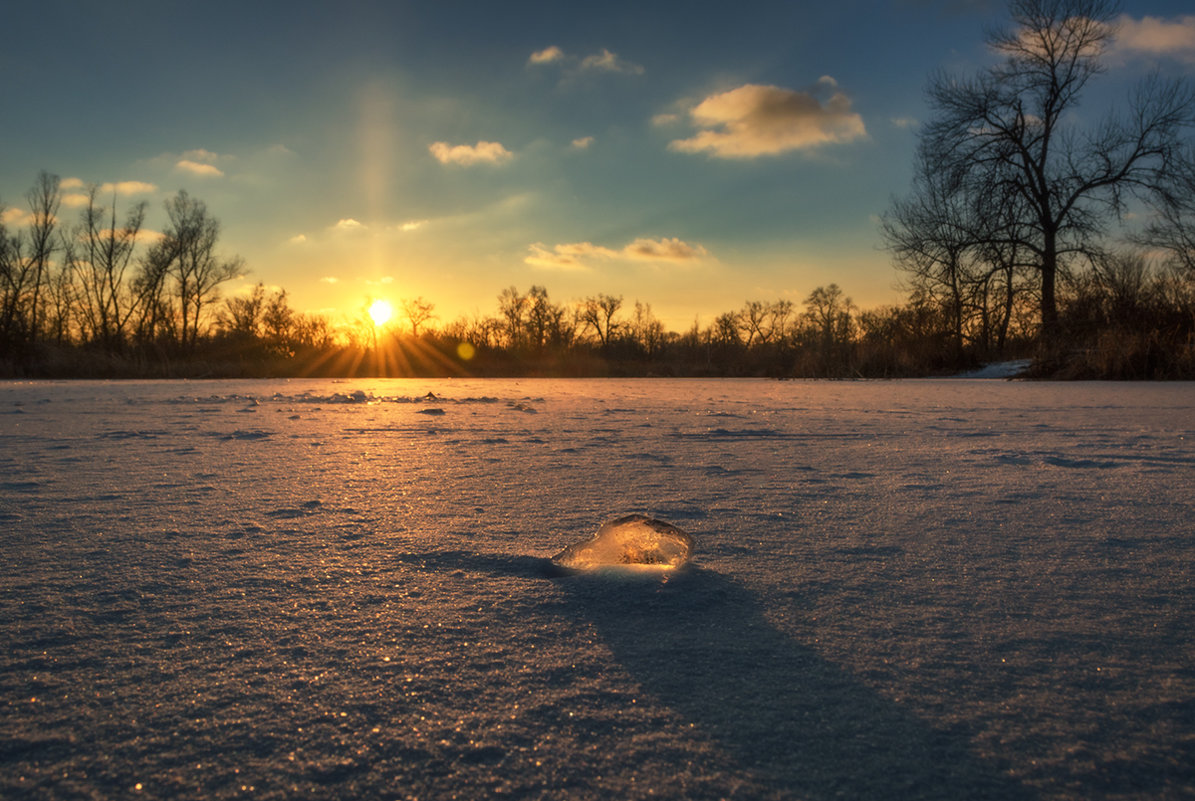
<box><xmin>1040</xmin><ymin>234</ymin><xmax>1059</xmax><ymax>339</ymax></box>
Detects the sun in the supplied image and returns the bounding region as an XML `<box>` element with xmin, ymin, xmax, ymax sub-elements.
<box><xmin>368</xmin><ymin>299</ymin><xmax>394</xmax><ymax>327</ymax></box>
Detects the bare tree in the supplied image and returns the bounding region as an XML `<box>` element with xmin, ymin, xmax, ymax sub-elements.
<box><xmin>497</xmin><ymin>286</ymin><xmax>528</xmax><ymax>349</ymax></box>
<box><xmin>884</xmin><ymin>145</ymin><xmax>1034</xmax><ymax>357</ymax></box>
<box><xmin>131</xmin><ymin>241</ymin><xmax>175</xmax><ymax>345</ymax></box>
<box><xmin>0</xmin><ymin>203</ymin><xmax>30</xmax><ymax>348</ymax></box>
<box><xmin>1138</xmin><ymin>146</ymin><xmax>1195</xmax><ymax>274</ymax></box>
<box><xmin>737</xmin><ymin>301</ymin><xmax>769</xmax><ymax>346</ymax></box>
<box><xmin>711</xmin><ymin>311</ymin><xmax>741</xmax><ymax>346</ymax></box>
<box><xmin>146</xmin><ymin>190</ymin><xmax>243</xmax><ymax>349</ymax></box>
<box><xmin>221</xmin><ymin>282</ymin><xmax>268</xmax><ymax>338</ymax></box>
<box><xmin>580</xmin><ymin>293</ymin><xmax>622</xmax><ymax>349</ymax></box>
<box><xmin>883</xmin><ymin>147</ymin><xmax>984</xmax><ymax>354</ymax></box>
<box><xmin>262</xmin><ymin>288</ymin><xmax>295</xmax><ymax>347</ymax></box>
<box><xmin>629</xmin><ymin>301</ymin><xmax>665</xmax><ymax>356</ymax></box>
<box><xmin>921</xmin><ymin>0</ymin><xmax>1195</xmax><ymax>337</ymax></box>
<box><xmin>24</xmin><ymin>172</ymin><xmax>62</xmax><ymax>342</ymax></box>
<box><xmin>803</xmin><ymin>284</ymin><xmax>855</xmax><ymax>348</ymax></box>
<box><xmin>401</xmin><ymin>296</ymin><xmax>436</xmax><ymax>337</ymax></box>
<box><xmin>66</xmin><ymin>186</ymin><xmax>148</xmax><ymax>349</ymax></box>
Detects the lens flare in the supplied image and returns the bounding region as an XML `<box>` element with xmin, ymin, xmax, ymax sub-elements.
<box><xmin>368</xmin><ymin>299</ymin><xmax>393</xmax><ymax>327</ymax></box>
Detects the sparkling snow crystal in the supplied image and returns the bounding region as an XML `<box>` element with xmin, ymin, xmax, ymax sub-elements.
<box><xmin>550</xmin><ymin>514</ymin><xmax>693</xmax><ymax>572</ymax></box>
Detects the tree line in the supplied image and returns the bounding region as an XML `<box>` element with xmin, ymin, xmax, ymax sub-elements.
<box><xmin>3</xmin><ymin>0</ymin><xmax>1194</xmax><ymax>379</ymax></box>
<box><xmin>0</xmin><ymin>173</ymin><xmax>994</xmax><ymax>379</ymax></box>
<box><xmin>1</xmin><ymin>168</ymin><xmax>1191</xmax><ymax>379</ymax></box>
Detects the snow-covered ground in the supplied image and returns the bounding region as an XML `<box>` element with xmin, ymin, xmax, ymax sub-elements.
<box><xmin>954</xmin><ymin>359</ymin><xmax>1034</xmax><ymax>379</ymax></box>
<box><xmin>2</xmin><ymin>378</ymin><xmax>1192</xmax><ymax>800</ymax></box>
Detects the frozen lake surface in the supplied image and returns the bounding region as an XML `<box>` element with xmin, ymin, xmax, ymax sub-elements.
<box><xmin>2</xmin><ymin>378</ymin><xmax>1193</xmax><ymax>800</ymax></box>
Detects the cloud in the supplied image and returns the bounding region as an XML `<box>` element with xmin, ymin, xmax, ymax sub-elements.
<box><xmin>319</xmin><ymin>276</ymin><xmax>338</xmax><ymax>284</ymax></box>
<box><xmin>526</xmin><ymin>236</ymin><xmax>708</xmax><ymax>270</ymax></box>
<box><xmin>176</xmin><ymin>160</ymin><xmax>225</xmax><ymax>177</ymax></box>
<box><xmin>56</xmin><ymin>180</ymin><xmax>156</xmax><ymax>207</ymax></box>
<box><xmin>891</xmin><ymin>116</ymin><xmax>919</xmax><ymax>129</ymax></box>
<box><xmin>1113</xmin><ymin>14</ymin><xmax>1195</xmax><ymax>61</ymax></box>
<box><xmin>288</xmin><ymin>234</ymin><xmax>308</xmax><ymax>244</ymax></box>
<box><xmin>332</xmin><ymin>218</ymin><xmax>365</xmax><ymax>231</ymax></box>
<box><xmin>1</xmin><ymin>207</ymin><xmax>34</xmax><ymax>226</ymax></box>
<box><xmin>429</xmin><ymin>140</ymin><xmax>513</xmax><ymax>166</ymax></box>
<box><xmin>181</xmin><ymin>148</ymin><xmax>226</xmax><ymax>163</ymax></box>
<box><xmin>580</xmin><ymin>48</ymin><xmax>644</xmax><ymax>75</ymax></box>
<box><xmin>96</xmin><ymin>227</ymin><xmax>163</xmax><ymax>244</ymax></box>
<box><xmin>528</xmin><ymin>46</ymin><xmax>643</xmax><ymax>77</ymax></box>
<box><xmin>99</xmin><ymin>180</ymin><xmax>157</xmax><ymax>195</ymax></box>
<box><xmin>668</xmin><ymin>81</ymin><xmax>867</xmax><ymax>158</ymax></box>
<box><xmin>571</xmin><ymin>136</ymin><xmax>595</xmax><ymax>150</ymax></box>
<box><xmin>397</xmin><ymin>219</ymin><xmax>428</xmax><ymax>232</ymax></box>
<box><xmin>528</xmin><ymin>45</ymin><xmax>564</xmax><ymax>65</ymax></box>
<box><xmin>526</xmin><ymin>242</ymin><xmax>610</xmax><ymax>270</ymax></box>
<box><xmin>168</xmin><ymin>148</ymin><xmax>231</xmax><ymax>177</ymax></box>
<box><xmin>623</xmin><ymin>236</ymin><xmax>708</xmax><ymax>261</ymax></box>
<box><xmin>652</xmin><ymin>112</ymin><xmax>681</xmax><ymax>127</ymax></box>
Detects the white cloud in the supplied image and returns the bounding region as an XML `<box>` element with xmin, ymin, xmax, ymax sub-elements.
<box><xmin>1114</xmin><ymin>14</ymin><xmax>1195</xmax><ymax>61</ymax></box>
<box><xmin>891</xmin><ymin>116</ymin><xmax>919</xmax><ymax>129</ymax></box>
<box><xmin>332</xmin><ymin>218</ymin><xmax>365</xmax><ymax>231</ymax></box>
<box><xmin>429</xmin><ymin>140</ymin><xmax>513</xmax><ymax>166</ymax></box>
<box><xmin>526</xmin><ymin>236</ymin><xmax>708</xmax><ymax>270</ymax></box>
<box><xmin>571</xmin><ymin>136</ymin><xmax>595</xmax><ymax>150</ymax></box>
<box><xmin>60</xmin><ymin>177</ymin><xmax>86</xmax><ymax>190</ymax></box>
<box><xmin>100</xmin><ymin>180</ymin><xmax>157</xmax><ymax>195</ymax></box>
<box><xmin>288</xmin><ymin>234</ymin><xmax>308</xmax><ymax>244</ymax></box>
<box><xmin>580</xmin><ymin>48</ymin><xmax>644</xmax><ymax>75</ymax></box>
<box><xmin>176</xmin><ymin>160</ymin><xmax>225</xmax><ymax>177</ymax></box>
<box><xmin>61</xmin><ymin>193</ymin><xmax>91</xmax><ymax>208</ymax></box>
<box><xmin>397</xmin><ymin>219</ymin><xmax>428</xmax><ymax>232</ymax></box>
<box><xmin>319</xmin><ymin>276</ymin><xmax>338</xmax><ymax>284</ymax></box>
<box><xmin>669</xmin><ymin>82</ymin><xmax>867</xmax><ymax>158</ymax></box>
<box><xmin>528</xmin><ymin>45</ymin><xmax>564</xmax><ymax>65</ymax></box>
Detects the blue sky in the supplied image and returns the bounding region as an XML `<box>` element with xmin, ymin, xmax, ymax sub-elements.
<box><xmin>3</xmin><ymin>0</ymin><xmax>1193</xmax><ymax>330</ymax></box>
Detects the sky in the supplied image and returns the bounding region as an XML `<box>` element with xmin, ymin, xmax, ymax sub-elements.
<box><xmin>2</xmin><ymin>0</ymin><xmax>1194</xmax><ymax>331</ymax></box>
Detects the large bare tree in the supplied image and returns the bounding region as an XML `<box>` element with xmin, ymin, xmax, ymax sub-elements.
<box><xmin>918</xmin><ymin>0</ymin><xmax>1194</xmax><ymax>337</ymax></box>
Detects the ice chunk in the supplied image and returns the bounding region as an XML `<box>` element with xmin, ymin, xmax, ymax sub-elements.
<box><xmin>550</xmin><ymin>514</ymin><xmax>693</xmax><ymax>572</ymax></box>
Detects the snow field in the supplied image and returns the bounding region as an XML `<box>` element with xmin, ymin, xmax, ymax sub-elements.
<box><xmin>1</xmin><ymin>378</ymin><xmax>1193</xmax><ymax>800</ymax></box>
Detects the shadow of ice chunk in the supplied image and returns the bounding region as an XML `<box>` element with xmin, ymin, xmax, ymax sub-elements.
<box><xmin>550</xmin><ymin>514</ymin><xmax>693</xmax><ymax>572</ymax></box>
